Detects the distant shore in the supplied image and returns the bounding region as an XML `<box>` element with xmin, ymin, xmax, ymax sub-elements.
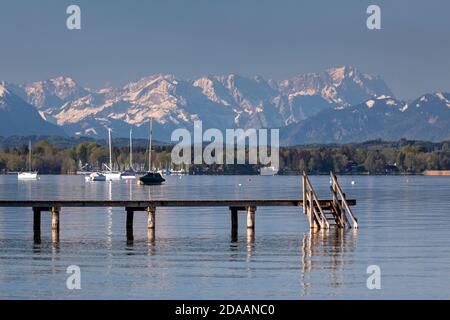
<box><xmin>1</xmin><ymin>138</ymin><xmax>450</xmax><ymax>175</ymax></box>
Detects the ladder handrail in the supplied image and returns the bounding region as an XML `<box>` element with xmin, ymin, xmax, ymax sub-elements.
<box><xmin>330</xmin><ymin>190</ymin><xmax>348</xmax><ymax>228</ymax></box>
<box><xmin>330</xmin><ymin>172</ymin><xmax>358</xmax><ymax>229</ymax></box>
<box><xmin>306</xmin><ymin>191</ymin><xmax>324</xmax><ymax>229</ymax></box>
<box><xmin>303</xmin><ymin>172</ymin><xmax>329</xmax><ymax>229</ymax></box>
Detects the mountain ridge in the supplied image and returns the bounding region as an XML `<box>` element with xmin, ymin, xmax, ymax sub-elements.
<box><xmin>2</xmin><ymin>66</ymin><xmax>449</xmax><ymax>144</ymax></box>
<box><xmin>1</xmin><ymin>66</ymin><xmax>391</xmax><ymax>138</ymax></box>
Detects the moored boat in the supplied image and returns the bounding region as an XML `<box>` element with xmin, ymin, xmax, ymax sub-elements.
<box><xmin>18</xmin><ymin>141</ymin><xmax>38</xmax><ymax>180</ymax></box>
<box><xmin>18</xmin><ymin>172</ymin><xmax>38</xmax><ymax>180</ymax></box>
<box><xmin>121</xmin><ymin>170</ymin><xmax>137</xmax><ymax>180</ymax></box>
<box><xmin>85</xmin><ymin>172</ymin><xmax>106</xmax><ymax>182</ymax></box>
<box><xmin>121</xmin><ymin>129</ymin><xmax>137</xmax><ymax>180</ymax></box>
<box><xmin>139</xmin><ymin>118</ymin><xmax>165</xmax><ymax>185</ymax></box>
<box><xmin>102</xmin><ymin>128</ymin><xmax>122</xmax><ymax>181</ymax></box>
<box><xmin>139</xmin><ymin>172</ymin><xmax>165</xmax><ymax>185</ymax></box>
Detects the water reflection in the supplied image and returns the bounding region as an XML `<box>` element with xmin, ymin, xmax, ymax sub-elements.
<box><xmin>300</xmin><ymin>229</ymin><xmax>358</xmax><ymax>296</ymax></box>
<box><xmin>147</xmin><ymin>229</ymin><xmax>155</xmax><ymax>256</ymax></box>
<box><xmin>246</xmin><ymin>228</ymin><xmax>255</xmax><ymax>260</ymax></box>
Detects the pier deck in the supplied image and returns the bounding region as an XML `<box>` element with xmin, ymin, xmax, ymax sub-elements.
<box><xmin>0</xmin><ymin>199</ymin><xmax>355</xmax><ymax>208</ymax></box>
<box><xmin>0</xmin><ymin>172</ymin><xmax>358</xmax><ymax>243</ymax></box>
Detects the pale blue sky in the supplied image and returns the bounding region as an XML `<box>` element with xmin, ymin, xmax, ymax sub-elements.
<box><xmin>0</xmin><ymin>0</ymin><xmax>449</xmax><ymax>99</ymax></box>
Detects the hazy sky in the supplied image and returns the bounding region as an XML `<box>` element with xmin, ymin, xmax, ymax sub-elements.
<box><xmin>0</xmin><ymin>0</ymin><xmax>449</xmax><ymax>99</ymax></box>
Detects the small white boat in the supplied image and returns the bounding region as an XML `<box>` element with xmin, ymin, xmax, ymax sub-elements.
<box><xmin>260</xmin><ymin>166</ymin><xmax>278</xmax><ymax>176</ymax></box>
<box><xmin>18</xmin><ymin>141</ymin><xmax>38</xmax><ymax>180</ymax></box>
<box><xmin>104</xmin><ymin>172</ymin><xmax>122</xmax><ymax>181</ymax></box>
<box><xmin>102</xmin><ymin>128</ymin><xmax>122</xmax><ymax>181</ymax></box>
<box><xmin>120</xmin><ymin>129</ymin><xmax>137</xmax><ymax>180</ymax></box>
<box><xmin>121</xmin><ymin>171</ymin><xmax>137</xmax><ymax>180</ymax></box>
<box><xmin>85</xmin><ymin>172</ymin><xmax>106</xmax><ymax>182</ymax></box>
<box><xmin>18</xmin><ymin>172</ymin><xmax>38</xmax><ymax>180</ymax></box>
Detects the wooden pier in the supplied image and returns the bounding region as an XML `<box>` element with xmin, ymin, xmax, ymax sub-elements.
<box><xmin>0</xmin><ymin>172</ymin><xmax>357</xmax><ymax>242</ymax></box>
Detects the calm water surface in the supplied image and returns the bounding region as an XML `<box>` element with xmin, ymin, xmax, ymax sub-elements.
<box><xmin>0</xmin><ymin>175</ymin><xmax>449</xmax><ymax>299</ymax></box>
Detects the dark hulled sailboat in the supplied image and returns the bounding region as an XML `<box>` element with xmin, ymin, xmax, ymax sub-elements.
<box><xmin>139</xmin><ymin>118</ymin><xmax>165</xmax><ymax>185</ymax></box>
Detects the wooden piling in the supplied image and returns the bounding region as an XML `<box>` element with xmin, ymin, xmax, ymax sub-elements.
<box><xmin>51</xmin><ymin>207</ymin><xmax>60</xmax><ymax>231</ymax></box>
<box><xmin>230</xmin><ymin>207</ymin><xmax>238</xmax><ymax>242</ymax></box>
<box><xmin>52</xmin><ymin>229</ymin><xmax>59</xmax><ymax>243</ymax></box>
<box><xmin>246</xmin><ymin>206</ymin><xmax>256</xmax><ymax>229</ymax></box>
<box><xmin>231</xmin><ymin>207</ymin><xmax>238</xmax><ymax>230</ymax></box>
<box><xmin>147</xmin><ymin>228</ymin><xmax>155</xmax><ymax>243</ymax></box>
<box><xmin>33</xmin><ymin>208</ymin><xmax>41</xmax><ymax>232</ymax></box>
<box><xmin>147</xmin><ymin>207</ymin><xmax>156</xmax><ymax>229</ymax></box>
<box><xmin>33</xmin><ymin>208</ymin><xmax>41</xmax><ymax>244</ymax></box>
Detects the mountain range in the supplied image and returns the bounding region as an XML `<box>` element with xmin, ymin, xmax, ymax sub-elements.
<box><xmin>1</xmin><ymin>66</ymin><xmax>449</xmax><ymax>144</ymax></box>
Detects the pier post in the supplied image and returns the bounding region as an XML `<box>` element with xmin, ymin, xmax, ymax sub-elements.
<box><xmin>147</xmin><ymin>228</ymin><xmax>155</xmax><ymax>243</ymax></box>
<box><xmin>147</xmin><ymin>207</ymin><xmax>156</xmax><ymax>230</ymax></box>
<box><xmin>246</xmin><ymin>206</ymin><xmax>256</xmax><ymax>229</ymax></box>
<box><xmin>126</xmin><ymin>208</ymin><xmax>134</xmax><ymax>241</ymax></box>
<box><xmin>33</xmin><ymin>208</ymin><xmax>41</xmax><ymax>244</ymax></box>
<box><xmin>231</xmin><ymin>207</ymin><xmax>238</xmax><ymax>230</ymax></box>
<box><xmin>230</xmin><ymin>207</ymin><xmax>238</xmax><ymax>242</ymax></box>
<box><xmin>51</xmin><ymin>207</ymin><xmax>60</xmax><ymax>231</ymax></box>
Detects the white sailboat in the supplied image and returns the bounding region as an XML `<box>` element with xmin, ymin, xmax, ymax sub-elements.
<box><xmin>85</xmin><ymin>172</ymin><xmax>106</xmax><ymax>182</ymax></box>
<box><xmin>18</xmin><ymin>141</ymin><xmax>38</xmax><ymax>180</ymax></box>
<box><xmin>103</xmin><ymin>128</ymin><xmax>122</xmax><ymax>181</ymax></box>
<box><xmin>121</xmin><ymin>129</ymin><xmax>137</xmax><ymax>180</ymax></box>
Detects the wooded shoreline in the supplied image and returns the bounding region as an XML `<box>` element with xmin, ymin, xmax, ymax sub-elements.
<box><xmin>1</xmin><ymin>138</ymin><xmax>449</xmax><ymax>175</ymax></box>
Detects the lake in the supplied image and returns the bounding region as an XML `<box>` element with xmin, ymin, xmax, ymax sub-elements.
<box><xmin>0</xmin><ymin>174</ymin><xmax>449</xmax><ymax>299</ymax></box>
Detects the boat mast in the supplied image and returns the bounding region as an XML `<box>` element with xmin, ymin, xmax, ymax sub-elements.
<box><xmin>129</xmin><ymin>128</ymin><xmax>133</xmax><ymax>170</ymax></box>
<box><xmin>148</xmin><ymin>118</ymin><xmax>153</xmax><ymax>172</ymax></box>
<box><xmin>28</xmin><ymin>140</ymin><xmax>32</xmax><ymax>172</ymax></box>
<box><xmin>108</xmin><ymin>128</ymin><xmax>113</xmax><ymax>172</ymax></box>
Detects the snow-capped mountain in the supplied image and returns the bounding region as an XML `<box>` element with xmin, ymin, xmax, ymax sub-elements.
<box><xmin>0</xmin><ymin>84</ymin><xmax>66</xmax><ymax>137</ymax></box>
<box><xmin>4</xmin><ymin>66</ymin><xmax>446</xmax><ymax>143</ymax></box>
<box><xmin>281</xmin><ymin>93</ymin><xmax>450</xmax><ymax>144</ymax></box>
<box><xmin>10</xmin><ymin>76</ymin><xmax>88</xmax><ymax>113</ymax></box>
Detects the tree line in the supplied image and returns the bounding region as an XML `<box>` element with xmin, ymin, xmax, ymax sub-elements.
<box><xmin>0</xmin><ymin>139</ymin><xmax>450</xmax><ymax>175</ymax></box>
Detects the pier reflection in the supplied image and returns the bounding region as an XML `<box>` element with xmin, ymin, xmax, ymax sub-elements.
<box><xmin>147</xmin><ymin>229</ymin><xmax>155</xmax><ymax>255</ymax></box>
<box><xmin>300</xmin><ymin>229</ymin><xmax>358</xmax><ymax>296</ymax></box>
<box><xmin>246</xmin><ymin>228</ymin><xmax>255</xmax><ymax>259</ymax></box>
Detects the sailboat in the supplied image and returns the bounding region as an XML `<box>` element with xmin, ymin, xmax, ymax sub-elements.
<box><xmin>85</xmin><ymin>172</ymin><xmax>106</xmax><ymax>182</ymax></box>
<box><xmin>103</xmin><ymin>128</ymin><xmax>122</xmax><ymax>181</ymax></box>
<box><xmin>121</xmin><ymin>129</ymin><xmax>137</xmax><ymax>180</ymax></box>
<box><xmin>139</xmin><ymin>118</ymin><xmax>165</xmax><ymax>185</ymax></box>
<box><xmin>18</xmin><ymin>141</ymin><xmax>38</xmax><ymax>180</ymax></box>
